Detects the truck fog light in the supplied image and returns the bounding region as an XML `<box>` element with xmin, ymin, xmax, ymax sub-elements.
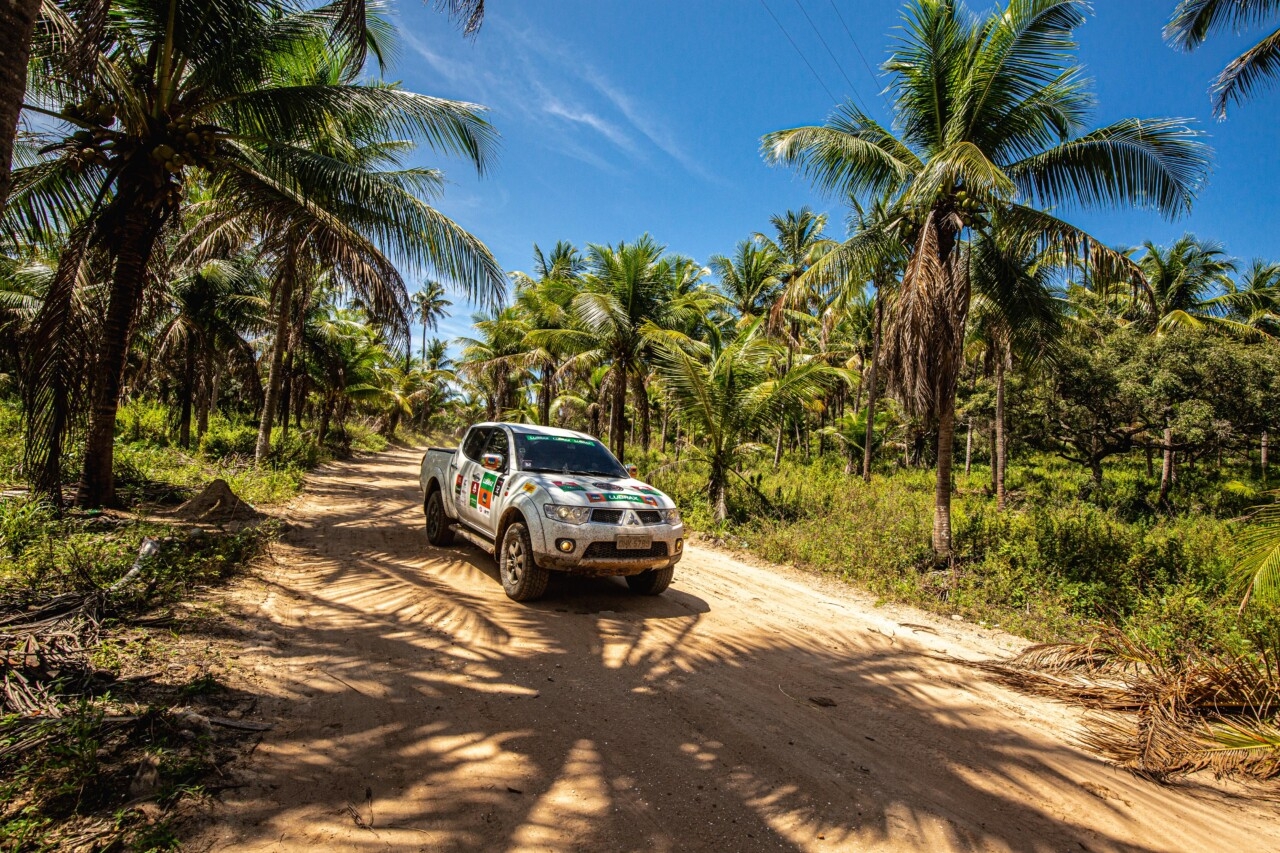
<box><xmin>557</xmin><ymin>538</ymin><xmax>575</xmax><ymax>553</ymax></box>
<box><xmin>674</xmin><ymin>538</ymin><xmax>683</xmax><ymax>553</ymax></box>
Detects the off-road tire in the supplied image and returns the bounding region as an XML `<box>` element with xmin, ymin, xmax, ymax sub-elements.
<box><xmin>626</xmin><ymin>566</ymin><xmax>674</xmax><ymax>595</ymax></box>
<box><xmin>499</xmin><ymin>521</ymin><xmax>549</xmax><ymax>601</ymax></box>
<box><xmin>424</xmin><ymin>489</ymin><xmax>455</xmax><ymax>546</ymax></box>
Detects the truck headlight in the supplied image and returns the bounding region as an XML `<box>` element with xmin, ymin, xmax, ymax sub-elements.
<box><xmin>543</xmin><ymin>503</ymin><xmax>590</xmax><ymax>525</ymax></box>
<box><xmin>661</xmin><ymin>508</ymin><xmax>681</xmax><ymax>525</ymax></box>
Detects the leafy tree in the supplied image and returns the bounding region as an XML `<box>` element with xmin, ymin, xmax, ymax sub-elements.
<box><xmin>765</xmin><ymin>0</ymin><xmax>1210</xmax><ymax>558</ymax></box>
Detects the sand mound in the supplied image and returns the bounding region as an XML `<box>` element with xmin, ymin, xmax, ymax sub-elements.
<box><xmin>177</xmin><ymin>479</ymin><xmax>259</xmax><ymax>523</ymax></box>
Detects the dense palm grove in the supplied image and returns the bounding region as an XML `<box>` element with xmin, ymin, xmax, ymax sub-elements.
<box><xmin>3</xmin><ymin>1</ymin><xmax>1280</xmax><ymax>823</ymax></box>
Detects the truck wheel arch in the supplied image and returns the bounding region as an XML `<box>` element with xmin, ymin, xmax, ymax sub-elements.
<box><xmin>495</xmin><ymin>507</ymin><xmax>526</xmax><ymax>548</ymax></box>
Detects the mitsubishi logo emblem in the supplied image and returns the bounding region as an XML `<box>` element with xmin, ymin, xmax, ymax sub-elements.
<box><xmin>622</xmin><ymin>510</ymin><xmax>641</xmax><ymax>526</ymax></box>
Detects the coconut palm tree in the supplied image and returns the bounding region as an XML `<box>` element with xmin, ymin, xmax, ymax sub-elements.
<box><xmin>709</xmin><ymin>240</ymin><xmax>783</xmax><ymax>324</ymax></box>
<box><xmin>1166</xmin><ymin>0</ymin><xmax>1280</xmax><ymax>117</ymax></box>
<box><xmin>756</xmin><ymin>208</ymin><xmax>834</xmax><ymax>466</ymax></box>
<box><xmin>456</xmin><ymin>305</ymin><xmax>532</xmax><ymax>420</ymax></box>
<box><xmin>529</xmin><ymin>235</ymin><xmax>722</xmax><ymax>462</ymax></box>
<box><xmin>151</xmin><ymin>256</ymin><xmax>268</xmax><ymax>448</ymax></box>
<box><xmin>511</xmin><ymin>241</ymin><xmax>582</xmax><ymax>425</ymax></box>
<box><xmin>764</xmin><ymin>0</ymin><xmax>1210</xmax><ymax>558</ymax></box>
<box><xmin>0</xmin><ymin>0</ymin><xmax>41</xmax><ymax>209</ymax></box>
<box><xmin>12</xmin><ymin>0</ymin><xmax>502</xmax><ymax>504</ymax></box>
<box><xmin>1130</xmin><ymin>235</ymin><xmax>1238</xmax><ymax>334</ymax></box>
<box><xmin>412</xmin><ymin>281</ymin><xmax>453</xmax><ymax>362</ymax></box>
<box><xmin>653</xmin><ymin>319</ymin><xmax>839</xmax><ymax>521</ymax></box>
<box><xmin>1214</xmin><ymin>259</ymin><xmax>1280</xmax><ymax>338</ymax></box>
<box><xmin>967</xmin><ymin>229</ymin><xmax>1067</xmax><ymax>509</ymax></box>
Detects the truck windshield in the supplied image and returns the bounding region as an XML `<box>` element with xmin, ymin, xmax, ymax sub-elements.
<box><xmin>514</xmin><ymin>433</ymin><xmax>628</xmax><ymax>478</ymax></box>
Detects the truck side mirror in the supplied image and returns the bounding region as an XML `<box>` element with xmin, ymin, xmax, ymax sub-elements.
<box><xmin>482</xmin><ymin>453</ymin><xmax>505</xmax><ymax>471</ymax></box>
<box><xmin>626</xmin><ymin>464</ymin><xmax>638</xmax><ymax>478</ymax></box>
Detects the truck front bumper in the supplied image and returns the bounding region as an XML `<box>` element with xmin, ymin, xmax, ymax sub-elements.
<box><xmin>536</xmin><ymin>520</ymin><xmax>685</xmax><ymax>577</ymax></box>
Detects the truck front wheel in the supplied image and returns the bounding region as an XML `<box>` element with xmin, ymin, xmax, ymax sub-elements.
<box><xmin>425</xmin><ymin>489</ymin><xmax>456</xmax><ymax>546</ymax></box>
<box><xmin>626</xmin><ymin>567</ymin><xmax>674</xmax><ymax>595</ymax></box>
<box><xmin>499</xmin><ymin>522</ymin><xmax>549</xmax><ymax>601</ymax></box>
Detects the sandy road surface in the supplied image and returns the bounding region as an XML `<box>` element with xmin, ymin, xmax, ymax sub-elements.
<box><xmin>195</xmin><ymin>447</ymin><xmax>1280</xmax><ymax>852</ymax></box>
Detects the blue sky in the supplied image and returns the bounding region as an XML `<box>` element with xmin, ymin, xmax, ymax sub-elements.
<box><xmin>386</xmin><ymin>0</ymin><xmax>1278</xmax><ymax>344</ymax></box>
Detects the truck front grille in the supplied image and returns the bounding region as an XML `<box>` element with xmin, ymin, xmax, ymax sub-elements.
<box><xmin>590</xmin><ymin>509</ymin><xmax>665</xmax><ymax>525</ymax></box>
<box><xmin>583</xmin><ymin>541</ymin><xmax>669</xmax><ymax>559</ymax></box>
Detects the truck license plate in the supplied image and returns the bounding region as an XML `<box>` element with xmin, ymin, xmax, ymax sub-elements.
<box><xmin>615</xmin><ymin>534</ymin><xmax>651</xmax><ymax>550</ymax></box>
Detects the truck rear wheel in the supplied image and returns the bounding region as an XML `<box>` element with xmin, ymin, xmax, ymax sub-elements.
<box><xmin>626</xmin><ymin>566</ymin><xmax>674</xmax><ymax>595</ymax></box>
<box><xmin>499</xmin><ymin>521</ymin><xmax>549</xmax><ymax>601</ymax></box>
<box><xmin>424</xmin><ymin>489</ymin><xmax>455</xmax><ymax>546</ymax></box>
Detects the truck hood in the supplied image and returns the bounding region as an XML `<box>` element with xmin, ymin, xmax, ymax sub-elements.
<box><xmin>524</xmin><ymin>474</ymin><xmax>675</xmax><ymax>509</ymax></box>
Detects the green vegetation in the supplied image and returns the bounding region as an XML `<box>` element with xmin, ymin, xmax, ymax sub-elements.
<box><xmin>0</xmin><ymin>0</ymin><xmax>1278</xmax><ymax>806</ymax></box>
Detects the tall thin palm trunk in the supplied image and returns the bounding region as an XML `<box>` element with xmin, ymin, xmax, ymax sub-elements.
<box><xmin>964</xmin><ymin>417</ymin><xmax>972</xmax><ymax>476</ymax></box>
<box><xmin>610</xmin><ymin>363</ymin><xmax>627</xmax><ymax>463</ymax></box>
<box><xmin>933</xmin><ymin>406</ymin><xmax>956</xmax><ymax>560</ymax></box>
<box><xmin>774</xmin><ymin>336</ymin><xmax>795</xmax><ymax>468</ymax></box>
<box><xmin>1263</xmin><ymin>431</ymin><xmax>1270</xmax><ymax>488</ymax></box>
<box><xmin>861</xmin><ymin>295</ymin><xmax>883</xmax><ymax>482</ymax></box>
<box><xmin>178</xmin><ymin>337</ymin><xmax>194</xmax><ymax>449</ymax></box>
<box><xmin>0</xmin><ymin>0</ymin><xmax>41</xmax><ymax>209</ymax></box>
<box><xmin>256</xmin><ymin>251</ymin><xmax>296</xmax><ymax>463</ymax></box>
<box><xmin>1159</xmin><ymin>425</ymin><xmax>1175</xmax><ymax>507</ymax></box>
<box><xmin>994</xmin><ymin>358</ymin><xmax>1007</xmax><ymax>511</ymax></box>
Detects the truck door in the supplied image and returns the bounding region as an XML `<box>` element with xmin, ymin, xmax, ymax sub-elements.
<box><xmin>468</xmin><ymin>427</ymin><xmax>511</xmax><ymax>535</ymax></box>
<box><xmin>455</xmin><ymin>426</ymin><xmax>490</xmax><ymax>525</ymax></box>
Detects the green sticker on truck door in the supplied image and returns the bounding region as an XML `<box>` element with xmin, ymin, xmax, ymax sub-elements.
<box><xmin>477</xmin><ymin>472</ymin><xmax>498</xmax><ymax>515</ymax></box>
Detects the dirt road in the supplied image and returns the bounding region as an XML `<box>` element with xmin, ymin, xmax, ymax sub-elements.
<box><xmin>195</xmin><ymin>447</ymin><xmax>1280</xmax><ymax>851</ymax></box>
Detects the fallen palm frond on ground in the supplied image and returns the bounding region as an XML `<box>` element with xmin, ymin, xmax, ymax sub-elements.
<box><xmin>978</xmin><ymin>629</ymin><xmax>1280</xmax><ymax>779</ymax></box>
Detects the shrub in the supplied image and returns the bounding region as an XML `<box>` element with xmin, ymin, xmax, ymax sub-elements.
<box><xmin>199</xmin><ymin>420</ymin><xmax>258</xmax><ymax>459</ymax></box>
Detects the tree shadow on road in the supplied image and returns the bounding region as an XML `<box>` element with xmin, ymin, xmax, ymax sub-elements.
<box><xmin>185</xmin><ymin>449</ymin><xmax>1273</xmax><ymax>852</ymax></box>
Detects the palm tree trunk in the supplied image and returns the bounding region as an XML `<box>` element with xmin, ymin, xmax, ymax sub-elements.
<box><xmin>861</xmin><ymin>295</ymin><xmax>884</xmax><ymax>482</ymax></box>
<box><xmin>932</xmin><ymin>405</ymin><xmax>957</xmax><ymax>560</ymax></box>
<box><xmin>773</xmin><ymin>338</ymin><xmax>795</xmax><ymax>468</ymax></box>
<box><xmin>178</xmin><ymin>337</ymin><xmax>194</xmax><ymax>449</ymax></box>
<box><xmin>279</xmin><ymin>345</ymin><xmax>293</xmax><ymax>442</ymax></box>
<box><xmin>0</xmin><ymin>0</ymin><xmax>41</xmax><ymax>209</ymax></box>
<box><xmin>1262</xmin><ymin>431</ymin><xmax>1270</xmax><ymax>488</ymax></box>
<box><xmin>538</xmin><ymin>363</ymin><xmax>553</xmax><ymax>426</ymax></box>
<box><xmin>964</xmin><ymin>418</ymin><xmax>972</xmax><ymax>477</ymax></box>
<box><xmin>1159</xmin><ymin>425</ymin><xmax>1174</xmax><ymax>507</ymax></box>
<box><xmin>610</xmin><ymin>363</ymin><xmax>627</xmax><ymax>463</ymax></box>
<box><xmin>255</xmin><ymin>250</ymin><xmax>296</xmax><ymax>463</ymax></box>
<box><xmin>633</xmin><ymin>373</ymin><xmax>651</xmax><ymax>452</ymax></box>
<box><xmin>77</xmin><ymin>195</ymin><xmax>167</xmax><ymax>508</ymax></box>
<box><xmin>994</xmin><ymin>358</ymin><xmax>1007</xmax><ymax>511</ymax></box>
<box><xmin>710</xmin><ymin>457</ymin><xmax>728</xmax><ymax>522</ymax></box>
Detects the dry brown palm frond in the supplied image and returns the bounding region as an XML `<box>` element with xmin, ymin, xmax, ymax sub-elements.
<box><xmin>882</xmin><ymin>208</ymin><xmax>969</xmax><ymax>422</ymax></box>
<box><xmin>978</xmin><ymin>627</ymin><xmax>1280</xmax><ymax>780</ymax></box>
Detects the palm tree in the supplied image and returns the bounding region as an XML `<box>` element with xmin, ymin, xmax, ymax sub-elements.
<box><xmin>411</xmin><ymin>281</ymin><xmax>453</xmax><ymax>362</ymax></box>
<box><xmin>1215</xmin><ymin>259</ymin><xmax>1280</xmax><ymax>338</ymax></box>
<box><xmin>1130</xmin><ymin>235</ymin><xmax>1238</xmax><ymax>334</ymax></box>
<box><xmin>709</xmin><ymin>240</ymin><xmax>783</xmax><ymax>323</ymax></box>
<box><xmin>511</xmin><ymin>241</ymin><xmax>582</xmax><ymax>425</ymax></box>
<box><xmin>1166</xmin><ymin>0</ymin><xmax>1280</xmax><ymax>117</ymax></box>
<box><xmin>12</xmin><ymin>1</ymin><xmax>502</xmax><ymax>503</ymax></box>
<box><xmin>756</xmin><ymin>207</ymin><xmax>835</xmax><ymax>466</ymax></box>
<box><xmin>151</xmin><ymin>257</ymin><xmax>268</xmax><ymax>448</ymax></box>
<box><xmin>529</xmin><ymin>235</ymin><xmax>721</xmax><ymax>462</ymax></box>
<box><xmin>653</xmin><ymin>320</ymin><xmax>839</xmax><ymax>521</ymax></box>
<box><xmin>967</xmin><ymin>230</ymin><xmax>1066</xmax><ymax>509</ymax></box>
<box><xmin>456</xmin><ymin>305</ymin><xmax>532</xmax><ymax>420</ymax></box>
<box><xmin>764</xmin><ymin>0</ymin><xmax>1210</xmax><ymax>558</ymax></box>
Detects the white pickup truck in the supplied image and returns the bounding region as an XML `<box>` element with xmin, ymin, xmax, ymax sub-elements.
<box><xmin>419</xmin><ymin>423</ymin><xmax>685</xmax><ymax>601</ymax></box>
